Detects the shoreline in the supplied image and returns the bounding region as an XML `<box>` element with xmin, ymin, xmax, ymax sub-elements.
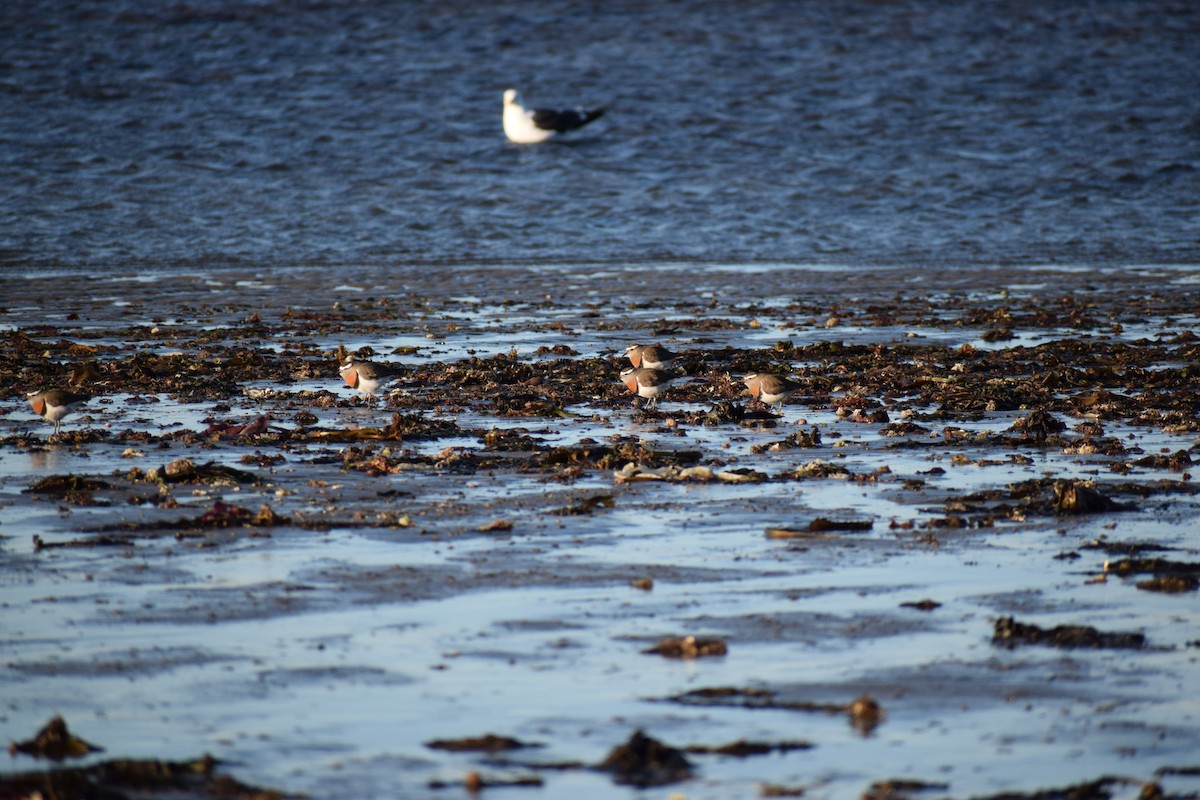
<box><xmin>7</xmin><ymin>258</ymin><xmax>1200</xmax><ymax>280</ymax></box>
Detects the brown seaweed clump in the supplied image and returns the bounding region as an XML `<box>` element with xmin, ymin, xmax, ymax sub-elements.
<box><xmin>683</xmin><ymin>739</ymin><xmax>813</xmax><ymax>757</ymax></box>
<box><xmin>1107</xmin><ymin>557</ymin><xmax>1200</xmax><ymax>578</ymax></box>
<box><xmin>1135</xmin><ymin>575</ymin><xmax>1200</xmax><ymax>594</ymax></box>
<box><xmin>960</xmin><ymin>776</ymin><xmax>1144</xmax><ymax>800</ymax></box>
<box><xmin>1010</xmin><ymin>408</ymin><xmax>1066</xmax><ymax>440</ymax></box>
<box><xmin>861</xmin><ymin>779</ymin><xmax>950</xmax><ymax>800</ymax></box>
<box><xmin>8</xmin><ymin>716</ymin><xmax>102</xmax><ymax>761</ymax></box>
<box><xmin>597</xmin><ymin>730</ymin><xmax>693</xmax><ymax>788</ymax></box>
<box><xmin>424</xmin><ymin>734</ymin><xmax>535</xmax><ymax>752</ymax></box>
<box><xmin>1053</xmin><ymin>481</ymin><xmax>1129</xmax><ymax>515</ymax></box>
<box><xmin>992</xmin><ymin>616</ymin><xmax>1146</xmax><ymax>650</ymax></box>
<box><xmin>0</xmin><ymin>754</ymin><xmax>292</xmax><ymax>800</ymax></box>
<box><xmin>5</xmin><ymin>716</ymin><xmax>294</xmax><ymax>799</ymax></box>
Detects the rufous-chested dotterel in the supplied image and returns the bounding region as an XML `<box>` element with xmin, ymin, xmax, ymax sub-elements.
<box><xmin>339</xmin><ymin>354</ymin><xmax>401</xmax><ymax>401</ymax></box>
<box><xmin>68</xmin><ymin>361</ymin><xmax>103</xmax><ymax>387</ymax></box>
<box><xmin>742</xmin><ymin>372</ymin><xmax>801</xmax><ymax>412</ymax></box>
<box><xmin>26</xmin><ymin>388</ymin><xmax>91</xmax><ymax>436</ymax></box>
<box><xmin>620</xmin><ymin>366</ymin><xmax>675</xmax><ymax>409</ymax></box>
<box><xmin>625</xmin><ymin>343</ymin><xmax>678</xmax><ymax>370</ymax></box>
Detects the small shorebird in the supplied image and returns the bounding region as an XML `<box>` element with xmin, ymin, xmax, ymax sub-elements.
<box><xmin>743</xmin><ymin>372</ymin><xmax>801</xmax><ymax>412</ymax></box>
<box><xmin>620</xmin><ymin>367</ymin><xmax>674</xmax><ymax>409</ymax></box>
<box><xmin>68</xmin><ymin>361</ymin><xmax>103</xmax><ymax>387</ymax></box>
<box><xmin>503</xmin><ymin>89</ymin><xmax>605</xmax><ymax>144</ymax></box>
<box><xmin>26</xmin><ymin>388</ymin><xmax>91</xmax><ymax>435</ymax></box>
<box><xmin>339</xmin><ymin>354</ymin><xmax>401</xmax><ymax>401</ymax></box>
<box><xmin>625</xmin><ymin>343</ymin><xmax>678</xmax><ymax>370</ymax></box>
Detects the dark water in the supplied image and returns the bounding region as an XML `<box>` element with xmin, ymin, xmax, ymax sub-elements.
<box><xmin>2</xmin><ymin>0</ymin><xmax>1197</xmax><ymax>270</ymax></box>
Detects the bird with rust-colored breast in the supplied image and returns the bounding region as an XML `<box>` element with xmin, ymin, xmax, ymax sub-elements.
<box><xmin>620</xmin><ymin>367</ymin><xmax>675</xmax><ymax>409</ymax></box>
<box><xmin>625</xmin><ymin>343</ymin><xmax>679</xmax><ymax>370</ymax></box>
<box><xmin>26</xmin><ymin>388</ymin><xmax>91</xmax><ymax>436</ymax></box>
<box><xmin>339</xmin><ymin>354</ymin><xmax>402</xmax><ymax>402</ymax></box>
<box><xmin>742</xmin><ymin>372</ymin><xmax>801</xmax><ymax>413</ymax></box>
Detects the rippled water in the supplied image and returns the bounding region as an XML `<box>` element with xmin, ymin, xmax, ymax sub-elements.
<box><xmin>1</xmin><ymin>0</ymin><xmax>1198</xmax><ymax>270</ymax></box>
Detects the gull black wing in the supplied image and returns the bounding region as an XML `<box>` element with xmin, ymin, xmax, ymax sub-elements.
<box><xmin>531</xmin><ymin>106</ymin><xmax>605</xmax><ymax>133</ymax></box>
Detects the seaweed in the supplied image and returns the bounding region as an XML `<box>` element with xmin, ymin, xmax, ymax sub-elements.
<box><xmin>992</xmin><ymin>617</ymin><xmax>1146</xmax><ymax>650</ymax></box>
<box><xmin>597</xmin><ymin>730</ymin><xmax>693</xmax><ymax>788</ymax></box>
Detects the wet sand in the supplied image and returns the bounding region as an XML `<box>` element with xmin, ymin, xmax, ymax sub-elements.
<box><xmin>2</xmin><ymin>264</ymin><xmax>1199</xmax><ymax>799</ymax></box>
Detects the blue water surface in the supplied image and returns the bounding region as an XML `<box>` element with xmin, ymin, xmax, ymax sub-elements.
<box><xmin>1</xmin><ymin>0</ymin><xmax>1197</xmax><ymax>269</ymax></box>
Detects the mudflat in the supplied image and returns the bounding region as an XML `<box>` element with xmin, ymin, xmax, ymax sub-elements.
<box><xmin>2</xmin><ymin>264</ymin><xmax>1198</xmax><ymax>799</ymax></box>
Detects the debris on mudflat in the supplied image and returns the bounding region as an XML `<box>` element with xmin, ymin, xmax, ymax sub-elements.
<box><xmin>613</xmin><ymin>463</ymin><xmax>716</xmax><ymax>483</ymax></box>
<box><xmin>715</xmin><ymin>467</ymin><xmax>768</xmax><ymax>483</ymax></box>
<box><xmin>1100</xmin><ymin>557</ymin><xmax>1200</xmax><ymax>593</ymax></box>
<box><xmin>765</xmin><ymin>527</ymin><xmax>839</xmax><ymax>540</ymax></box>
<box><xmin>667</xmin><ymin>687</ymin><xmax>885</xmax><ymax>733</ymax></box>
<box><xmin>615</xmin><ymin>463</ymin><xmax>765</xmax><ymax>483</ymax></box>
<box><xmin>8</xmin><ymin>715</ymin><xmax>102</xmax><ymax>761</ymax></box>
<box><xmin>688</xmin><ymin>399</ymin><xmax>749</xmax><ymax>426</ymax></box>
<box><xmin>880</xmin><ymin>421</ymin><xmax>932</xmax><ymax>437</ymax></box>
<box><xmin>1080</xmin><ymin>539</ymin><xmax>1173</xmax><ymax>556</ymax></box>
<box><xmin>1010</xmin><ymin>408</ymin><xmax>1066</xmax><ymax>440</ymax></box>
<box><xmin>765</xmin><ymin>517</ymin><xmax>873</xmax><ymax>538</ymax></box>
<box><xmin>204</xmin><ymin>414</ymin><xmax>271</xmax><ymax>439</ymax></box>
<box><xmin>643</xmin><ymin>635</ymin><xmax>728</xmax><ymax>659</ymax></box>
<box><xmin>428</xmin><ymin>771</ymin><xmax>543</xmax><ymax>791</ymax></box>
<box><xmin>550</xmin><ymin>494</ymin><xmax>615</xmax><ymax>515</ymax></box>
<box><xmin>1136</xmin><ymin>575</ymin><xmax>1199</xmax><ymax>593</ymax></box>
<box><xmin>94</xmin><ymin>500</ymin><xmax>290</xmax><ymax>535</ymax></box>
<box><xmin>861</xmin><ymin>778</ymin><xmax>950</xmax><ymax>800</ymax></box>
<box><xmin>752</xmin><ymin>428</ymin><xmax>823</xmax><ymax>452</ymax></box>
<box><xmin>683</xmin><ymin>739</ymin><xmax>813</xmax><ymax>757</ymax></box>
<box><xmin>141</xmin><ymin>458</ymin><xmax>258</xmax><ymax>486</ymax></box>
<box><xmin>1133</xmin><ymin>450</ymin><xmax>1192</xmax><ymax>471</ymax></box>
<box><xmin>900</xmin><ymin>599</ymin><xmax>942</xmax><ymax>611</ymax></box>
<box><xmin>807</xmin><ymin>517</ymin><xmax>874</xmax><ymax>532</ymax></box>
<box><xmin>308</xmin><ymin>412</ymin><xmax>467</xmax><ymax>442</ymax></box>
<box><xmin>1107</xmin><ymin>557</ymin><xmax>1200</xmax><ymax>577</ymax></box>
<box><xmin>597</xmin><ymin>729</ymin><xmax>693</xmax><ymax>788</ymax></box>
<box><xmin>963</xmin><ymin>775</ymin><xmax>1142</xmax><ymax>800</ymax></box>
<box><xmin>198</xmin><ymin>501</ymin><xmax>287</xmax><ymax>528</ymax></box>
<box><xmin>25</xmin><ymin>475</ymin><xmax>115</xmax><ymax>494</ymax></box>
<box><xmin>790</xmin><ymin>459</ymin><xmax>853</xmax><ymax>479</ymax></box>
<box><xmin>1053</xmin><ymin>480</ymin><xmax>1130</xmax><ymax>515</ymax></box>
<box><xmin>992</xmin><ymin>616</ymin><xmax>1146</xmax><ymax>650</ymax></box>
<box><xmin>33</xmin><ymin>533</ymin><xmax>131</xmax><ymax>551</ymax></box>
<box><xmin>0</xmin><ymin>753</ymin><xmax>295</xmax><ymax>799</ymax></box>
<box><xmin>424</xmin><ymin>734</ymin><xmax>538</xmax><ymax>752</ymax></box>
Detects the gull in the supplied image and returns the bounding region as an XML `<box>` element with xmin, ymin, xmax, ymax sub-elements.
<box><xmin>503</xmin><ymin>88</ymin><xmax>605</xmax><ymax>144</ymax></box>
